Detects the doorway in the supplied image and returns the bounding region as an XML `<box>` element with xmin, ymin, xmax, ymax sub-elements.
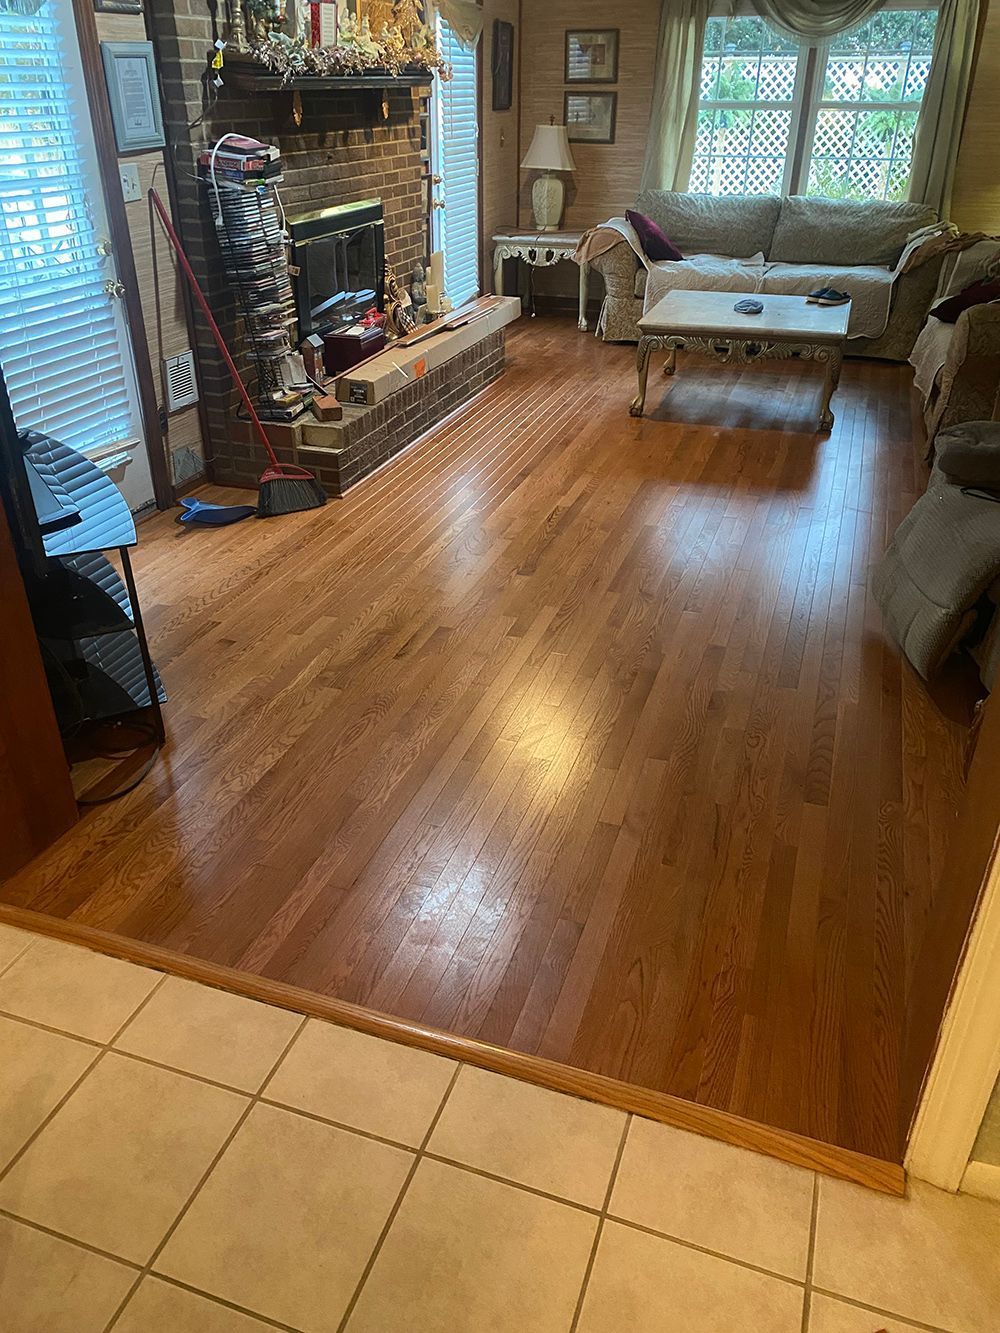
<box><xmin>0</xmin><ymin>0</ymin><xmax>155</xmax><ymax>512</ymax></box>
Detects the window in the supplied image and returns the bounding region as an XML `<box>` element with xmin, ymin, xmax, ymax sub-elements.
<box><xmin>693</xmin><ymin>5</ymin><xmax>939</xmax><ymax>202</ymax></box>
<box><xmin>431</xmin><ymin>19</ymin><xmax>479</xmax><ymax>308</ymax></box>
<box><xmin>0</xmin><ymin>0</ymin><xmax>140</xmax><ymax>455</ymax></box>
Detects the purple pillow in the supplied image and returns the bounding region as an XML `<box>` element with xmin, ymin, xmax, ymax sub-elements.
<box><xmin>931</xmin><ymin>276</ymin><xmax>1000</xmax><ymax>324</ymax></box>
<box><xmin>626</xmin><ymin>208</ymin><xmax>683</xmax><ymax>262</ymax></box>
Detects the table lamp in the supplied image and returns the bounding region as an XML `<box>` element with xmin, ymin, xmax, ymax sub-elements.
<box><xmin>521</xmin><ymin>121</ymin><xmax>575</xmax><ymax>232</ymax></box>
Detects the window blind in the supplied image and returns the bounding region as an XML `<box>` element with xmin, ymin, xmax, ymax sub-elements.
<box><xmin>435</xmin><ymin>22</ymin><xmax>479</xmax><ymax>308</ymax></box>
<box><xmin>0</xmin><ymin>3</ymin><xmax>134</xmax><ymax>453</ymax></box>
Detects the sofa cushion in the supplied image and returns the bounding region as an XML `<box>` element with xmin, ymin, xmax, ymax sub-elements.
<box><xmin>633</xmin><ymin>190</ymin><xmax>780</xmax><ymax>259</ymax></box>
<box><xmin>936</xmin><ymin>421</ymin><xmax>1000</xmax><ymax>486</ymax></box>
<box><xmin>625</xmin><ymin>208</ymin><xmax>683</xmax><ymax>261</ymax></box>
<box><xmin>762</xmin><ymin>260</ymin><xmax>895</xmax><ymax>338</ymax></box>
<box><xmin>769</xmin><ymin>196</ymin><xmax>937</xmax><ymax>267</ymax></box>
<box><xmin>642</xmin><ymin>253</ymin><xmax>767</xmax><ymax>305</ymax></box>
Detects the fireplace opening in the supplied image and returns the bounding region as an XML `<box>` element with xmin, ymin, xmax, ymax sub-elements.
<box><xmin>288</xmin><ymin>198</ymin><xmax>386</xmax><ymax>340</ymax></box>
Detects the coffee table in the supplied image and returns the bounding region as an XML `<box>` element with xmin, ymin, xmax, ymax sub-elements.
<box><xmin>630</xmin><ymin>289</ymin><xmax>850</xmax><ymax>430</ymax></box>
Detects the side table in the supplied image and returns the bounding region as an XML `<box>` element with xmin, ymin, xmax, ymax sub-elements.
<box><xmin>492</xmin><ymin>229</ymin><xmax>588</xmax><ymax>329</ymax></box>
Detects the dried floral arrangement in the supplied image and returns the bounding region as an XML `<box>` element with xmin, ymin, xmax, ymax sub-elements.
<box><xmin>236</xmin><ymin>0</ymin><xmax>451</xmax><ymax>84</ymax></box>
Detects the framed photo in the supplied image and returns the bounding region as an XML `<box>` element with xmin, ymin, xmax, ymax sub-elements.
<box><xmin>492</xmin><ymin>19</ymin><xmax>514</xmax><ymax>112</ymax></box>
<box><xmin>564</xmin><ymin>91</ymin><xmax>617</xmax><ymax>145</ymax></box>
<box><xmin>565</xmin><ymin>29</ymin><xmax>619</xmax><ymax>84</ymax></box>
<box><xmin>99</xmin><ymin>41</ymin><xmax>165</xmax><ymax>153</ymax></box>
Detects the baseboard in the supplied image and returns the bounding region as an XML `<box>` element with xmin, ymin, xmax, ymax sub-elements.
<box><xmin>0</xmin><ymin>903</ymin><xmax>906</xmax><ymax>1196</ymax></box>
<box><xmin>961</xmin><ymin>1159</ymin><xmax>1000</xmax><ymax>1202</ymax></box>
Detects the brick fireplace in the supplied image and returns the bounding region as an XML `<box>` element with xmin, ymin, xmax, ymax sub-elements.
<box><xmin>145</xmin><ymin>2</ymin><xmax>432</xmax><ymax>488</ymax></box>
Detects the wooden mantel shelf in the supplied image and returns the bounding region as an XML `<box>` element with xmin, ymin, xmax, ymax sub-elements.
<box><xmin>224</xmin><ymin>57</ymin><xmax>434</xmax><ymax>93</ymax></box>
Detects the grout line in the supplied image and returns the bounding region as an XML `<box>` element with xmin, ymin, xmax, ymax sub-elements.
<box><xmin>0</xmin><ymin>932</ymin><xmax>37</xmax><ymax>981</ymax></box>
<box><xmin>0</xmin><ymin>1008</ymin><xmax>106</xmax><ymax>1048</ymax></box>
<box><xmin>336</xmin><ymin>1060</ymin><xmax>464</xmax><ymax>1333</ymax></box>
<box><xmin>809</xmin><ymin>1288</ymin><xmax>953</xmax><ymax>1333</ymax></box>
<box><xmin>0</xmin><ymin>1208</ymin><xmax>143</xmax><ymax>1271</ymax></box>
<box><xmin>0</xmin><ymin>974</ymin><xmax>170</xmax><ymax>1190</ymax></box>
<box><xmin>801</xmin><ymin>1172</ymin><xmax>820</xmax><ymax>1333</ymax></box>
<box><xmin>569</xmin><ymin>1112</ymin><xmax>632</xmax><ymax>1333</ymax></box>
<box><xmin>102</xmin><ymin>1013</ymin><xmax>309</xmax><ymax>1333</ymax></box>
<box><xmin>601</xmin><ymin>1214</ymin><xmax>808</xmax><ymax>1290</ymax></box>
<box><xmin>420</xmin><ymin>1151</ymin><xmax>604</xmax><ymax>1216</ymax></box>
<box><xmin>128</xmin><ymin>1273</ymin><xmax>305</xmax><ymax>1333</ymax></box>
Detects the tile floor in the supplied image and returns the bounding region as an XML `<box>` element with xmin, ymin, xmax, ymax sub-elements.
<box><xmin>0</xmin><ymin>921</ymin><xmax>998</xmax><ymax>1333</ymax></box>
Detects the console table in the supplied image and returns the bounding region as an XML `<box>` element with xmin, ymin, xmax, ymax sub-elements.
<box><xmin>492</xmin><ymin>229</ymin><xmax>588</xmax><ymax>329</ymax></box>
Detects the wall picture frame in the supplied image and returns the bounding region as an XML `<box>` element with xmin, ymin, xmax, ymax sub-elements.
<box><xmin>565</xmin><ymin>29</ymin><xmax>619</xmax><ymax>84</ymax></box>
<box><xmin>491</xmin><ymin>19</ymin><xmax>514</xmax><ymax>112</ymax></box>
<box><xmin>564</xmin><ymin>91</ymin><xmax>617</xmax><ymax>145</ymax></box>
<box><xmin>99</xmin><ymin>41</ymin><xmax>165</xmax><ymax>153</ymax></box>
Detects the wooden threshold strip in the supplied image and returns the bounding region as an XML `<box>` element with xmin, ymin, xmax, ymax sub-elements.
<box><xmin>0</xmin><ymin>903</ymin><xmax>905</xmax><ymax>1197</ymax></box>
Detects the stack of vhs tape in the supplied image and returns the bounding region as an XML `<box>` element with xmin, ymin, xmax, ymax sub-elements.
<box><xmin>203</xmin><ymin>138</ymin><xmax>308</xmax><ymax>423</ymax></box>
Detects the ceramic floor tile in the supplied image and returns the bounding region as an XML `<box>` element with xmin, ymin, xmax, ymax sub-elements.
<box><xmin>0</xmin><ymin>1051</ymin><xmax>247</xmax><ymax>1264</ymax></box>
<box><xmin>346</xmin><ymin>1156</ymin><xmax>597</xmax><ymax>1332</ymax></box>
<box><xmin>264</xmin><ymin>1019</ymin><xmax>456</xmax><ymax>1146</ymax></box>
<box><xmin>114</xmin><ymin>974</ymin><xmax>302</xmax><ymax>1091</ymax></box>
<box><xmin>0</xmin><ymin>922</ymin><xmax>34</xmax><ymax>973</ymax></box>
<box><xmin>156</xmin><ymin>1101</ymin><xmax>413</xmax><ymax>1333</ymax></box>
<box><xmin>0</xmin><ymin>1214</ymin><xmax>136</xmax><ymax>1333</ymax></box>
<box><xmin>0</xmin><ymin>1013</ymin><xmax>99</xmax><ymax>1170</ymax></box>
<box><xmin>426</xmin><ymin>1064</ymin><xmax>626</xmax><ymax>1206</ymax></box>
<box><xmin>576</xmin><ymin>1219</ymin><xmax>804</xmax><ymax>1333</ymax></box>
<box><xmin>814</xmin><ymin>1175</ymin><xmax>1000</xmax><ymax>1332</ymax></box>
<box><xmin>808</xmin><ymin>1292</ymin><xmax>933</xmax><ymax>1332</ymax></box>
<box><xmin>115</xmin><ymin>1277</ymin><xmax>279</xmax><ymax>1332</ymax></box>
<box><xmin>0</xmin><ymin>937</ymin><xmax>160</xmax><ymax>1041</ymax></box>
<box><xmin>609</xmin><ymin>1117</ymin><xmax>814</xmax><ymax>1278</ymax></box>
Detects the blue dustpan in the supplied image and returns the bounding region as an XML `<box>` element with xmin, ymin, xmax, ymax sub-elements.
<box><xmin>177</xmin><ymin>496</ymin><xmax>256</xmax><ymax>526</ymax></box>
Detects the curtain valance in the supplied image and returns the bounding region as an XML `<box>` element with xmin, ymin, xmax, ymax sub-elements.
<box><xmin>749</xmin><ymin>0</ymin><xmax>883</xmax><ymax>40</ymax></box>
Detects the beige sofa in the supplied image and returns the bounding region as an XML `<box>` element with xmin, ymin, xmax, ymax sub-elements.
<box><xmin>590</xmin><ymin>191</ymin><xmax>947</xmax><ymax>361</ymax></box>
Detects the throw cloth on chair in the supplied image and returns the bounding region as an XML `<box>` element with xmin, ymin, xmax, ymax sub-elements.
<box><xmin>874</xmin><ymin>423</ymin><xmax>1000</xmax><ymax>680</ymax></box>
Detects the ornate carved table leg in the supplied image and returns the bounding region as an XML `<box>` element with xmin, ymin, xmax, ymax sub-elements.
<box><xmin>662</xmin><ymin>343</ymin><xmax>677</xmax><ymax>376</ymax></box>
<box><xmin>630</xmin><ymin>337</ymin><xmax>654</xmax><ymax>416</ymax></box>
<box><xmin>819</xmin><ymin>344</ymin><xmax>843</xmax><ymax>431</ymax></box>
<box><xmin>493</xmin><ymin>248</ymin><xmax>505</xmax><ymax>298</ymax></box>
<box><xmin>578</xmin><ymin>260</ymin><xmax>589</xmax><ymax>331</ymax></box>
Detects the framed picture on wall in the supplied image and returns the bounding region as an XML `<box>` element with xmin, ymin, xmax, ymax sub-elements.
<box><xmin>565</xmin><ymin>29</ymin><xmax>619</xmax><ymax>84</ymax></box>
<box><xmin>492</xmin><ymin>19</ymin><xmax>514</xmax><ymax>111</ymax></box>
<box><xmin>100</xmin><ymin>41</ymin><xmax>165</xmax><ymax>152</ymax></box>
<box><xmin>564</xmin><ymin>91</ymin><xmax>617</xmax><ymax>144</ymax></box>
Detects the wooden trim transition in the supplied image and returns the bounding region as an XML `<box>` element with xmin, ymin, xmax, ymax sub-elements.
<box><xmin>0</xmin><ymin>902</ymin><xmax>905</xmax><ymax>1196</ymax></box>
<box><xmin>70</xmin><ymin>0</ymin><xmax>173</xmax><ymax>511</ymax></box>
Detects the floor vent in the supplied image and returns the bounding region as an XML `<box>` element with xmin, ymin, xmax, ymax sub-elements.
<box><xmin>164</xmin><ymin>350</ymin><xmax>199</xmax><ymax>412</ymax></box>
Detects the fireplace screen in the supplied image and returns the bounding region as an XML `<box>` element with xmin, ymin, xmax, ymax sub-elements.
<box><xmin>287</xmin><ymin>199</ymin><xmax>385</xmax><ymax>340</ymax></box>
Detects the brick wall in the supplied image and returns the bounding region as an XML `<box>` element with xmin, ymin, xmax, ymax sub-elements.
<box><xmin>146</xmin><ymin>0</ymin><xmax>431</xmax><ymax>484</ymax></box>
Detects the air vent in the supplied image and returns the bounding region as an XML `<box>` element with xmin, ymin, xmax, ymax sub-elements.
<box><xmin>164</xmin><ymin>350</ymin><xmax>199</xmax><ymax>412</ymax></box>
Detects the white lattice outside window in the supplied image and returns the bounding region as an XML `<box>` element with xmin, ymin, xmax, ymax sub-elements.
<box><xmin>692</xmin><ymin>6</ymin><xmax>939</xmax><ymax>203</ymax></box>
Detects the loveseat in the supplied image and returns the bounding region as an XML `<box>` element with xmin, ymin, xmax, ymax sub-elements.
<box><xmin>589</xmin><ymin>191</ymin><xmax>947</xmax><ymax>361</ymax></box>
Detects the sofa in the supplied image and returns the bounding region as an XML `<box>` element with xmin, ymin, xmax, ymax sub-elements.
<box><xmin>909</xmin><ymin>241</ymin><xmax>1000</xmax><ymax>442</ymax></box>
<box><xmin>589</xmin><ymin>191</ymin><xmax>948</xmax><ymax>361</ymax></box>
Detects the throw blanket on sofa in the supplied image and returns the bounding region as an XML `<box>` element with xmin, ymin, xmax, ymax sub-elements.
<box><xmin>578</xmin><ymin>217</ymin><xmax>948</xmax><ymax>341</ymax></box>
<box><xmin>874</xmin><ymin>427</ymin><xmax>1000</xmax><ymax>680</ymax></box>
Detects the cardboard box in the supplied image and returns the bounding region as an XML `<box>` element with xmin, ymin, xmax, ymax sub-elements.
<box><xmin>335</xmin><ymin>297</ymin><xmax>521</xmax><ymax>406</ymax></box>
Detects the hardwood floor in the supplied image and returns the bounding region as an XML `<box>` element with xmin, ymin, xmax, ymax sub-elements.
<box><xmin>3</xmin><ymin>319</ymin><xmax>971</xmax><ymax>1161</ymax></box>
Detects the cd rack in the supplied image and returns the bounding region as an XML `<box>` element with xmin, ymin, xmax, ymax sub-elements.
<box><xmin>206</xmin><ymin>173</ymin><xmax>308</xmax><ymax>423</ymax></box>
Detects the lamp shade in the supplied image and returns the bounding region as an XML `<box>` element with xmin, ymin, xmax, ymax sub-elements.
<box><xmin>520</xmin><ymin>123</ymin><xmax>575</xmax><ymax>173</ymax></box>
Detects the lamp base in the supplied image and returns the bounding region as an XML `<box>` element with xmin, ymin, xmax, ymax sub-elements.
<box><xmin>531</xmin><ymin>172</ymin><xmax>564</xmax><ymax>231</ymax></box>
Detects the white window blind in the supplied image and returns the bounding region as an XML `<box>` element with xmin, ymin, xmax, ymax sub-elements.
<box><xmin>0</xmin><ymin>0</ymin><xmax>134</xmax><ymax>453</ymax></box>
<box><xmin>434</xmin><ymin>21</ymin><xmax>479</xmax><ymax>308</ymax></box>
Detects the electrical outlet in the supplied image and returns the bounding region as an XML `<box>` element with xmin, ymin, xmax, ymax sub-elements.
<box><xmin>119</xmin><ymin>163</ymin><xmax>141</xmax><ymax>203</ymax></box>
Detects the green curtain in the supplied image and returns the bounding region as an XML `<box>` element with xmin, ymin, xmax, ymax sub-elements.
<box><xmin>640</xmin><ymin>0</ymin><xmax>710</xmax><ymax>192</ymax></box>
<box><xmin>908</xmin><ymin>0</ymin><xmax>980</xmax><ymax>218</ymax></box>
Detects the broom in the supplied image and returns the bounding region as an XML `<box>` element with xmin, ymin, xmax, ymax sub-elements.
<box><xmin>149</xmin><ymin>188</ymin><xmax>326</xmax><ymax>517</ymax></box>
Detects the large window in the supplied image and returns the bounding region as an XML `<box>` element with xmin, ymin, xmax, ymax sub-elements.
<box><xmin>692</xmin><ymin>6</ymin><xmax>939</xmax><ymax>202</ymax></box>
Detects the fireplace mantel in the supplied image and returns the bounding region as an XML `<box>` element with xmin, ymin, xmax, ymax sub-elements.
<box><xmin>224</xmin><ymin>54</ymin><xmax>434</xmax><ymax>94</ymax></box>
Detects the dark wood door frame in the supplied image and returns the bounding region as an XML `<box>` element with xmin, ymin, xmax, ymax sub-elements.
<box><xmin>69</xmin><ymin>0</ymin><xmax>173</xmax><ymax>511</ymax></box>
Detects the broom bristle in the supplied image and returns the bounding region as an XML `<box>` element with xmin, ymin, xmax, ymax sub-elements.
<box><xmin>256</xmin><ymin>473</ymin><xmax>327</xmax><ymax>517</ymax></box>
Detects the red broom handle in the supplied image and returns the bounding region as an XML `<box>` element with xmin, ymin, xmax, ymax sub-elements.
<box><xmin>149</xmin><ymin>188</ymin><xmax>279</xmax><ymax>468</ymax></box>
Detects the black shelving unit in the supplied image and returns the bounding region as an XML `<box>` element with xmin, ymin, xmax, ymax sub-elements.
<box><xmin>21</xmin><ymin>431</ymin><xmax>165</xmax><ymax>744</ymax></box>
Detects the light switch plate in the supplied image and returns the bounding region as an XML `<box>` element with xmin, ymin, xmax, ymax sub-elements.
<box><xmin>119</xmin><ymin>163</ymin><xmax>141</xmax><ymax>203</ymax></box>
